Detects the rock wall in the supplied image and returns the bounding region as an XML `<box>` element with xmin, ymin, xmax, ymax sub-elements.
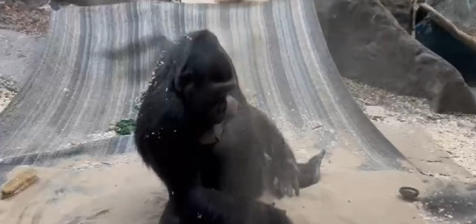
<box><xmin>315</xmin><ymin>0</ymin><xmax>476</xmax><ymax>114</ymax></box>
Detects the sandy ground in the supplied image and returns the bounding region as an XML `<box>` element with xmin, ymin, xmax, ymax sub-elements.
<box><xmin>0</xmin><ymin>148</ymin><xmax>432</xmax><ymax>224</ymax></box>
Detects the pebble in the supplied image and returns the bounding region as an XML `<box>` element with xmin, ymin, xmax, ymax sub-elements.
<box><xmin>0</xmin><ymin>87</ymin><xmax>16</xmax><ymax>113</ymax></box>
<box><xmin>365</xmin><ymin>106</ymin><xmax>386</xmax><ymax>119</ymax></box>
<box><xmin>457</xmin><ymin>120</ymin><xmax>476</xmax><ymax>129</ymax></box>
<box><xmin>0</xmin><ymin>76</ymin><xmax>19</xmax><ymax>93</ymax></box>
<box><xmin>447</xmin><ymin>121</ymin><xmax>458</xmax><ymax>127</ymax></box>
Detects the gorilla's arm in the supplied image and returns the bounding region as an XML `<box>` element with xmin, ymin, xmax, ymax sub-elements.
<box><xmin>248</xmin><ymin>106</ymin><xmax>326</xmax><ymax>196</ymax></box>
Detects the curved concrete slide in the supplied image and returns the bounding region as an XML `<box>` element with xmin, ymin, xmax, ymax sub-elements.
<box><xmin>0</xmin><ymin>0</ymin><xmax>414</xmax><ymax>172</ymax></box>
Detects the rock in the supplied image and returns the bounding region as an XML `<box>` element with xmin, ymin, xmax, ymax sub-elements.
<box><xmin>365</xmin><ymin>105</ymin><xmax>386</xmax><ymax>119</ymax></box>
<box><xmin>457</xmin><ymin>120</ymin><xmax>476</xmax><ymax>129</ymax></box>
<box><xmin>448</xmin><ymin>121</ymin><xmax>458</xmax><ymax>127</ymax></box>
<box><xmin>107</xmin><ymin>124</ymin><xmax>116</xmax><ymax>131</ymax></box>
<box><xmin>397</xmin><ymin>116</ymin><xmax>407</xmax><ymax>122</ymax></box>
<box><xmin>315</xmin><ymin>0</ymin><xmax>476</xmax><ymax>114</ymax></box>
<box><xmin>379</xmin><ymin>0</ymin><xmax>413</xmax><ymax>33</ymax></box>
<box><xmin>427</xmin><ymin>114</ymin><xmax>442</xmax><ymax>120</ymax></box>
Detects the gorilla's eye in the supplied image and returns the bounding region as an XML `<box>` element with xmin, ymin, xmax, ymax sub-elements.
<box><xmin>209</xmin><ymin>72</ymin><xmax>229</xmax><ymax>83</ymax></box>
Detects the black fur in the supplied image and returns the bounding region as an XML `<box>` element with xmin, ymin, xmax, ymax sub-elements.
<box><xmin>135</xmin><ymin>30</ymin><xmax>292</xmax><ymax>224</ymax></box>
<box><xmin>135</xmin><ymin>29</ymin><xmax>325</xmax><ymax>224</ymax></box>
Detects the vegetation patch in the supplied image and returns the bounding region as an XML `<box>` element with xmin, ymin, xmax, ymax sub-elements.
<box><xmin>114</xmin><ymin>119</ymin><xmax>136</xmax><ymax>135</ymax></box>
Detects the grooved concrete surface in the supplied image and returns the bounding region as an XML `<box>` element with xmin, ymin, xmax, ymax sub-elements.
<box><xmin>0</xmin><ymin>0</ymin><xmax>412</xmax><ymax>171</ymax></box>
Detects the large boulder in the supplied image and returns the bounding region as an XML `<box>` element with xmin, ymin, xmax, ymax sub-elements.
<box><xmin>379</xmin><ymin>0</ymin><xmax>413</xmax><ymax>33</ymax></box>
<box><xmin>315</xmin><ymin>0</ymin><xmax>476</xmax><ymax>114</ymax></box>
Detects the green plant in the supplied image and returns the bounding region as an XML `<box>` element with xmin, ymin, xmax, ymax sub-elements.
<box><xmin>114</xmin><ymin>119</ymin><xmax>136</xmax><ymax>135</ymax></box>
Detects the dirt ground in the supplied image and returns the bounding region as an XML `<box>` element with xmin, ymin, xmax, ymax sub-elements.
<box><xmin>0</xmin><ymin>0</ymin><xmax>50</xmax><ymax>35</ymax></box>
<box><xmin>0</xmin><ymin>147</ymin><xmax>430</xmax><ymax>224</ymax></box>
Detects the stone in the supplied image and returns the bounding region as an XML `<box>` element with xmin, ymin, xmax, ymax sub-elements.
<box><xmin>365</xmin><ymin>105</ymin><xmax>386</xmax><ymax>118</ymax></box>
<box><xmin>314</xmin><ymin>0</ymin><xmax>476</xmax><ymax>114</ymax></box>
<box><xmin>457</xmin><ymin>120</ymin><xmax>476</xmax><ymax>129</ymax></box>
<box><xmin>448</xmin><ymin>121</ymin><xmax>458</xmax><ymax>127</ymax></box>
<box><xmin>379</xmin><ymin>0</ymin><xmax>413</xmax><ymax>33</ymax></box>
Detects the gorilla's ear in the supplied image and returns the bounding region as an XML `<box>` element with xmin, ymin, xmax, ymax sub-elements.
<box><xmin>174</xmin><ymin>69</ymin><xmax>193</xmax><ymax>95</ymax></box>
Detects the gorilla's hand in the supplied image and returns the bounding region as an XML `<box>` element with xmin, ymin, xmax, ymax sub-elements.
<box><xmin>273</xmin><ymin>158</ymin><xmax>300</xmax><ymax>198</ymax></box>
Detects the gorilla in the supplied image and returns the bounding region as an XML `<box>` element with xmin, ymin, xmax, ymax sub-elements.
<box><xmin>134</xmin><ymin>29</ymin><xmax>325</xmax><ymax>224</ymax></box>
